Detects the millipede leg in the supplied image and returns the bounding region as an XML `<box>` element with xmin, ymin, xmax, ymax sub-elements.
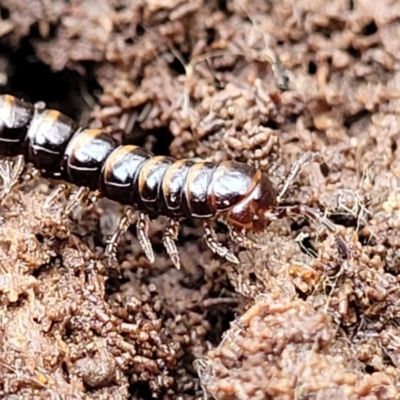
<box><xmin>163</xmin><ymin>219</ymin><xmax>181</xmax><ymax>269</ymax></box>
<box><xmin>44</xmin><ymin>183</ymin><xmax>72</xmax><ymax>210</ymax></box>
<box><xmin>105</xmin><ymin>207</ymin><xmax>135</xmax><ymax>260</ymax></box>
<box><xmin>203</xmin><ymin>222</ymin><xmax>239</xmax><ymax>264</ymax></box>
<box><xmin>64</xmin><ymin>186</ymin><xmax>91</xmax><ymax>215</ymax></box>
<box><xmin>81</xmin><ymin>189</ymin><xmax>101</xmax><ymax>210</ymax></box>
<box><xmin>277</xmin><ymin>151</ymin><xmax>326</xmax><ymax>204</ymax></box>
<box><xmin>22</xmin><ymin>167</ymin><xmax>40</xmax><ymax>182</ymax></box>
<box><xmin>137</xmin><ymin>212</ymin><xmax>155</xmax><ymax>263</ymax></box>
<box><xmin>228</xmin><ymin>227</ymin><xmax>263</xmax><ymax>250</ymax></box>
<box><xmin>275</xmin><ymin>204</ymin><xmax>337</xmax><ymax>233</ymax></box>
<box><xmin>0</xmin><ymin>155</ymin><xmax>25</xmax><ymax>199</ymax></box>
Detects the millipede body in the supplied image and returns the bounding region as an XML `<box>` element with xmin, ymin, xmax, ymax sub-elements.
<box><xmin>0</xmin><ymin>94</ymin><xmax>335</xmax><ymax>267</ymax></box>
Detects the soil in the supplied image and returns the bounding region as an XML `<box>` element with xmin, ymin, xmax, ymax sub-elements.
<box><xmin>0</xmin><ymin>0</ymin><xmax>400</xmax><ymax>399</ymax></box>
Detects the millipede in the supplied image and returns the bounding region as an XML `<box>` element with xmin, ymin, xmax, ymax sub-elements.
<box><xmin>0</xmin><ymin>94</ymin><xmax>337</xmax><ymax>268</ymax></box>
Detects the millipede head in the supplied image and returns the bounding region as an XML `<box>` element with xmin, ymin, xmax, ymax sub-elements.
<box><xmin>224</xmin><ymin>171</ymin><xmax>278</xmax><ymax>233</ymax></box>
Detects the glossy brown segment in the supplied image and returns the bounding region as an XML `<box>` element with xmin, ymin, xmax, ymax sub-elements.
<box><xmin>162</xmin><ymin>159</ymin><xmax>196</xmax><ymax>217</ymax></box>
<box><xmin>0</xmin><ymin>95</ymin><xmax>33</xmax><ymax>157</ymax></box>
<box><xmin>184</xmin><ymin>161</ymin><xmax>216</xmax><ymax>218</ymax></box>
<box><xmin>208</xmin><ymin>161</ymin><xmax>257</xmax><ymax>211</ymax></box>
<box><xmin>64</xmin><ymin>129</ymin><xmax>119</xmax><ymax>190</ymax></box>
<box><xmin>27</xmin><ymin>106</ymin><xmax>78</xmax><ymax>176</ymax></box>
<box><xmin>138</xmin><ymin>156</ymin><xmax>175</xmax><ymax>215</ymax></box>
<box><xmin>101</xmin><ymin>145</ymin><xmax>151</xmax><ymax>206</ymax></box>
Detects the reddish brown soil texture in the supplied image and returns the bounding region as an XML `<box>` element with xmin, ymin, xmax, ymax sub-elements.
<box><xmin>1</xmin><ymin>0</ymin><xmax>400</xmax><ymax>399</ymax></box>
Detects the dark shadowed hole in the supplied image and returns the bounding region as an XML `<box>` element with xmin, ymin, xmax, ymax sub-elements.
<box><xmin>290</xmin><ymin>219</ymin><xmax>308</xmax><ymax>232</ymax></box>
<box><xmin>248</xmin><ymin>272</ymin><xmax>257</xmax><ymax>283</ymax></box>
<box><xmin>347</xmin><ymin>45</ymin><xmax>361</xmax><ymax>59</ymax></box>
<box><xmin>88</xmin><ymin>223</ymin><xmax>108</xmax><ymax>250</ymax></box>
<box><xmin>0</xmin><ymin>6</ymin><xmax>10</xmax><ymax>19</ymax></box>
<box><xmin>206</xmin><ymin>28</ymin><xmax>216</xmax><ymax>46</ymax></box>
<box><xmin>294</xmin><ymin>286</ymin><xmax>308</xmax><ymax>301</ymax></box>
<box><xmin>114</xmin><ymin>4</ymin><xmax>126</xmax><ymax>12</ymax></box>
<box><xmin>365</xmin><ymin>365</ymin><xmax>375</xmax><ymax>374</ymax></box>
<box><xmin>129</xmin><ymin>382</ymin><xmax>153</xmax><ymax>399</ymax></box>
<box><xmin>391</xmin><ymin>138</ymin><xmax>397</xmax><ymax>155</ymax></box>
<box><xmin>136</xmin><ymin>24</ymin><xmax>145</xmax><ymax>37</ymax></box>
<box><xmin>217</xmin><ymin>0</ymin><xmax>229</xmax><ymax>12</ymax></box>
<box><xmin>286</xmin><ymin>113</ymin><xmax>300</xmax><ymax>124</ymax></box>
<box><xmin>308</xmin><ymin>60</ymin><xmax>317</xmax><ymax>75</ymax></box>
<box><xmin>317</xmin><ymin>28</ymin><xmax>331</xmax><ymax>39</ymax></box>
<box><xmin>203</xmin><ymin>273</ymin><xmax>238</xmax><ymax>345</ymax></box>
<box><xmin>32</xmin><ymin>261</ymin><xmax>55</xmax><ymax>277</ymax></box>
<box><xmin>61</xmin><ymin>362</ymin><xmax>70</xmax><ymax>382</ymax></box>
<box><xmin>335</xmin><ymin>237</ymin><xmax>350</xmax><ymax>259</ymax></box>
<box><xmin>205</xmin><ymin>306</ymin><xmax>236</xmax><ymax>345</ymax></box>
<box><xmin>169</xmin><ymin>54</ymin><xmax>187</xmax><ymax>75</ymax></box>
<box><xmin>1</xmin><ymin>40</ymin><xmax>101</xmax><ymax>122</ymax></box>
<box><xmin>29</xmin><ymin>21</ymin><xmax>58</xmax><ymax>41</ymax></box>
<box><xmin>105</xmin><ymin>275</ymin><xmax>130</xmax><ymax>297</ymax></box>
<box><xmin>358</xmin><ymin>232</ymin><xmax>372</xmax><ymax>246</ymax></box>
<box><xmin>328</xmin><ymin>214</ymin><xmax>359</xmax><ymax>228</ymax></box>
<box><xmin>297</xmin><ymin>235</ymin><xmax>317</xmax><ymax>258</ymax></box>
<box><xmin>260</xmin><ymin>119</ymin><xmax>280</xmax><ymax>130</ymax></box>
<box><xmin>123</xmin><ymin>126</ymin><xmax>174</xmax><ymax>156</ymax></box>
<box><xmin>149</xmin><ymin>127</ymin><xmax>175</xmax><ymax>156</ymax></box>
<box><xmin>362</xmin><ymin>21</ymin><xmax>378</xmax><ymax>36</ymax></box>
<box><xmin>35</xmin><ymin>234</ymin><xmax>44</xmax><ymax>243</ymax></box>
<box><xmin>320</xmin><ymin>162</ymin><xmax>330</xmax><ymax>177</ymax></box>
<box><xmin>122</xmin><ymin>122</ymin><xmax>149</xmax><ymax>145</ymax></box>
<box><xmin>343</xmin><ymin>110</ymin><xmax>370</xmax><ymax>129</ymax></box>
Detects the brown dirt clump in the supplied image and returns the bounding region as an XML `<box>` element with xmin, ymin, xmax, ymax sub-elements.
<box><xmin>199</xmin><ymin>295</ymin><xmax>397</xmax><ymax>400</ymax></box>
<box><xmin>1</xmin><ymin>0</ymin><xmax>400</xmax><ymax>399</ymax></box>
<box><xmin>0</xmin><ymin>191</ymin><xmax>179</xmax><ymax>399</ymax></box>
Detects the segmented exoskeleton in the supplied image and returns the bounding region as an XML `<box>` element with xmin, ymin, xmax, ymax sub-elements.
<box><xmin>0</xmin><ymin>94</ymin><xmax>337</xmax><ymax>267</ymax></box>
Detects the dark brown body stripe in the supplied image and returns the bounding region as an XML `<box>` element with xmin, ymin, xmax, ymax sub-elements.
<box><xmin>0</xmin><ymin>94</ymin><xmax>276</xmax><ymax>229</ymax></box>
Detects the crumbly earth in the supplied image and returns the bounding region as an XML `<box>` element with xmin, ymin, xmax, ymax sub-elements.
<box><xmin>0</xmin><ymin>0</ymin><xmax>400</xmax><ymax>399</ymax></box>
